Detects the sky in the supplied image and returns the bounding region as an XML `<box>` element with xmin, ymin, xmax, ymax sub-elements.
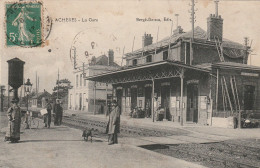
<box><xmin>1</xmin><ymin>0</ymin><xmax>260</xmax><ymax>93</ymax></box>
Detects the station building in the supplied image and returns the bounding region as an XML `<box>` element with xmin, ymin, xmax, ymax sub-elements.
<box><xmin>68</xmin><ymin>50</ymin><xmax>119</xmax><ymax>114</ymax></box>
<box><xmin>86</xmin><ymin>12</ymin><xmax>260</xmax><ymax>127</ymax></box>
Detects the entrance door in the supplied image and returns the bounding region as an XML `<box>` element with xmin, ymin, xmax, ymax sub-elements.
<box><xmin>187</xmin><ymin>84</ymin><xmax>198</xmax><ymax>123</ymax></box>
<box><xmin>244</xmin><ymin>85</ymin><xmax>255</xmax><ymax>110</ymax></box>
<box><xmin>131</xmin><ymin>88</ymin><xmax>137</xmax><ymax>110</ymax></box>
<box><xmin>116</xmin><ymin>89</ymin><xmax>123</xmax><ymax>109</ymax></box>
<box><xmin>79</xmin><ymin>93</ymin><xmax>82</xmax><ymax>110</ymax></box>
<box><xmin>161</xmin><ymin>86</ymin><xmax>170</xmax><ymax>120</ymax></box>
<box><xmin>145</xmin><ymin>87</ymin><xmax>152</xmax><ymax>117</ymax></box>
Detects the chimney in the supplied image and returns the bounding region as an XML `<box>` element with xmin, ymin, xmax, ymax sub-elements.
<box><xmin>142</xmin><ymin>33</ymin><xmax>153</xmax><ymax>47</ymax></box>
<box><xmin>108</xmin><ymin>49</ymin><xmax>114</xmax><ymax>66</ymax></box>
<box><xmin>207</xmin><ymin>14</ymin><xmax>223</xmax><ymax>41</ymax></box>
<box><xmin>173</xmin><ymin>26</ymin><xmax>184</xmax><ymax>36</ymax></box>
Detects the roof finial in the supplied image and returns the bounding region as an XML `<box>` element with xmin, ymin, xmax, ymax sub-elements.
<box><xmin>214</xmin><ymin>0</ymin><xmax>219</xmax><ymax>17</ymax></box>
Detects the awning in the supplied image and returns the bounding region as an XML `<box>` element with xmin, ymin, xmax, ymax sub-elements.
<box><xmin>85</xmin><ymin>60</ymin><xmax>210</xmax><ymax>84</ymax></box>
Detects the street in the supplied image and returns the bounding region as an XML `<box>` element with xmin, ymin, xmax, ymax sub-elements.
<box><xmin>1</xmin><ymin>111</ymin><xmax>260</xmax><ymax>168</ymax></box>
<box><xmin>0</xmin><ymin>113</ymin><xmax>204</xmax><ymax>168</ymax></box>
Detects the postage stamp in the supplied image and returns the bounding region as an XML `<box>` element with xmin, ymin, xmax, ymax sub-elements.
<box><xmin>5</xmin><ymin>1</ymin><xmax>43</xmax><ymax>47</ymax></box>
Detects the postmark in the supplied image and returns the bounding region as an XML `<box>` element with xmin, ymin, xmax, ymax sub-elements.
<box><xmin>70</xmin><ymin>28</ymin><xmax>123</xmax><ymax>69</ymax></box>
<box><xmin>5</xmin><ymin>1</ymin><xmax>44</xmax><ymax>47</ymax></box>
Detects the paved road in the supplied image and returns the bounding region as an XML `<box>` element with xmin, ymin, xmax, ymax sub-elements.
<box><xmin>0</xmin><ymin>114</ymin><xmax>204</xmax><ymax>168</ymax></box>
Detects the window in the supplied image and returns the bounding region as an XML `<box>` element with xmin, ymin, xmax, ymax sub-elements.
<box><xmin>70</xmin><ymin>94</ymin><xmax>72</xmax><ymax>108</ymax></box>
<box><xmin>163</xmin><ymin>51</ymin><xmax>168</xmax><ymax>60</ymax></box>
<box><xmin>80</xmin><ymin>74</ymin><xmax>82</xmax><ymax>86</ymax></box>
<box><xmin>76</xmin><ymin>75</ymin><xmax>78</xmax><ymax>87</ymax></box>
<box><xmin>133</xmin><ymin>59</ymin><xmax>137</xmax><ymax>66</ymax></box>
<box><xmin>146</xmin><ymin>55</ymin><xmax>152</xmax><ymax>63</ymax></box>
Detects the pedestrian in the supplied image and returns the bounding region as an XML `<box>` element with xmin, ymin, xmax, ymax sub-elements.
<box><xmin>53</xmin><ymin>100</ymin><xmax>58</xmax><ymax>126</ymax></box>
<box><xmin>107</xmin><ymin>100</ymin><xmax>121</xmax><ymax>145</ymax></box>
<box><xmin>56</xmin><ymin>100</ymin><xmax>63</xmax><ymax>126</ymax></box>
<box><xmin>44</xmin><ymin>99</ymin><xmax>52</xmax><ymax>128</ymax></box>
<box><xmin>5</xmin><ymin>98</ymin><xmax>22</xmax><ymax>143</ymax></box>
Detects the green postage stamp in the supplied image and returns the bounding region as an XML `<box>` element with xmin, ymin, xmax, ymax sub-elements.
<box><xmin>5</xmin><ymin>2</ymin><xmax>43</xmax><ymax>47</ymax></box>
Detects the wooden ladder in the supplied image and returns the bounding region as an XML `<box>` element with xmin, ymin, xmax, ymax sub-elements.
<box><xmin>214</xmin><ymin>36</ymin><xmax>225</xmax><ymax>62</ymax></box>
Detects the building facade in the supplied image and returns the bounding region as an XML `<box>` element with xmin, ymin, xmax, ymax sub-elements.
<box><xmin>68</xmin><ymin>50</ymin><xmax>119</xmax><ymax>114</ymax></box>
<box><xmin>86</xmin><ymin>9</ymin><xmax>260</xmax><ymax>127</ymax></box>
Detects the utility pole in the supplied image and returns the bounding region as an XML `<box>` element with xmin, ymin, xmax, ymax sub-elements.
<box><xmin>175</xmin><ymin>14</ymin><xmax>179</xmax><ymax>28</ymax></box>
<box><xmin>189</xmin><ymin>0</ymin><xmax>196</xmax><ymax>65</ymax></box>
<box><xmin>57</xmin><ymin>68</ymin><xmax>59</xmax><ymax>99</ymax></box>
<box><xmin>38</xmin><ymin>76</ymin><xmax>40</xmax><ymax>93</ymax></box>
<box><xmin>36</xmin><ymin>71</ymin><xmax>38</xmax><ymax>97</ymax></box>
<box><xmin>132</xmin><ymin>36</ymin><xmax>135</xmax><ymax>52</ymax></box>
<box><xmin>214</xmin><ymin>0</ymin><xmax>219</xmax><ymax>17</ymax></box>
<box><xmin>121</xmin><ymin>46</ymin><xmax>125</xmax><ymax>66</ymax></box>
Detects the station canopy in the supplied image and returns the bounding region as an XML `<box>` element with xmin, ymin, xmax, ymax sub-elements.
<box><xmin>85</xmin><ymin>60</ymin><xmax>210</xmax><ymax>84</ymax></box>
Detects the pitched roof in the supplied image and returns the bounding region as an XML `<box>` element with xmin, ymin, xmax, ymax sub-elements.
<box><xmin>213</xmin><ymin>62</ymin><xmax>260</xmax><ymax>71</ymax></box>
<box><xmin>126</xmin><ymin>26</ymin><xmax>246</xmax><ymax>58</ymax></box>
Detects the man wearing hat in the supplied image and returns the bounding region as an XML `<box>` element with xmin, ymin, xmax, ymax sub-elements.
<box><xmin>53</xmin><ymin>99</ymin><xmax>63</xmax><ymax>126</ymax></box>
<box><xmin>5</xmin><ymin>98</ymin><xmax>22</xmax><ymax>143</ymax></box>
<box><xmin>44</xmin><ymin>99</ymin><xmax>52</xmax><ymax>128</ymax></box>
<box><xmin>107</xmin><ymin>100</ymin><xmax>121</xmax><ymax>145</ymax></box>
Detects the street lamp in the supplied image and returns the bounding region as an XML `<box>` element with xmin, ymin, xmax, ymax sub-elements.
<box><xmin>0</xmin><ymin>85</ymin><xmax>6</xmax><ymax>112</ymax></box>
<box><xmin>24</xmin><ymin>78</ymin><xmax>32</xmax><ymax>129</ymax></box>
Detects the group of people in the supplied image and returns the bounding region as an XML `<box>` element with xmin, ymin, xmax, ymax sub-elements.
<box><xmin>44</xmin><ymin>99</ymin><xmax>63</xmax><ymax>128</ymax></box>
<box><xmin>4</xmin><ymin>98</ymin><xmax>63</xmax><ymax>143</ymax></box>
<box><xmin>4</xmin><ymin>97</ymin><xmax>121</xmax><ymax>145</ymax></box>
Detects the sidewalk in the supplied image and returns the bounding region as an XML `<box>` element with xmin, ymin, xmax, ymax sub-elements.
<box><xmin>0</xmin><ymin>113</ymin><xmax>205</xmax><ymax>168</ymax></box>
<box><xmin>64</xmin><ymin>109</ymin><xmax>260</xmax><ymax>141</ymax></box>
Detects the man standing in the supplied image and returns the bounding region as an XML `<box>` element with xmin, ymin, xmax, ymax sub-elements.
<box><xmin>44</xmin><ymin>99</ymin><xmax>52</xmax><ymax>128</ymax></box>
<box><xmin>107</xmin><ymin>100</ymin><xmax>121</xmax><ymax>145</ymax></box>
<box><xmin>5</xmin><ymin>98</ymin><xmax>22</xmax><ymax>143</ymax></box>
<box><xmin>54</xmin><ymin>99</ymin><xmax>63</xmax><ymax>126</ymax></box>
<box><xmin>53</xmin><ymin>100</ymin><xmax>58</xmax><ymax>126</ymax></box>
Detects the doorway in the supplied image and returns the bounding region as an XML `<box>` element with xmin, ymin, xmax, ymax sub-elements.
<box><xmin>79</xmin><ymin>93</ymin><xmax>82</xmax><ymax>110</ymax></box>
<box><xmin>116</xmin><ymin>89</ymin><xmax>123</xmax><ymax>109</ymax></box>
<box><xmin>161</xmin><ymin>85</ymin><xmax>171</xmax><ymax>120</ymax></box>
<box><xmin>244</xmin><ymin>85</ymin><xmax>255</xmax><ymax>110</ymax></box>
<box><xmin>145</xmin><ymin>87</ymin><xmax>152</xmax><ymax>118</ymax></box>
<box><xmin>131</xmin><ymin>88</ymin><xmax>137</xmax><ymax>110</ymax></box>
<box><xmin>187</xmin><ymin>84</ymin><xmax>198</xmax><ymax>123</ymax></box>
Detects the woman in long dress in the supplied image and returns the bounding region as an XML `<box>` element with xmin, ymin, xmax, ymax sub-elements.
<box><xmin>5</xmin><ymin>98</ymin><xmax>22</xmax><ymax>143</ymax></box>
<box><xmin>12</xmin><ymin>7</ymin><xmax>36</xmax><ymax>44</ymax></box>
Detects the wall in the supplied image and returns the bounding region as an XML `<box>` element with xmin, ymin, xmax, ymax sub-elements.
<box><xmin>68</xmin><ymin>65</ymin><xmax>116</xmax><ymax>112</ymax></box>
<box><xmin>212</xmin><ymin>67</ymin><xmax>260</xmax><ymax>120</ymax></box>
<box><xmin>192</xmin><ymin>44</ymin><xmax>220</xmax><ymax>65</ymax></box>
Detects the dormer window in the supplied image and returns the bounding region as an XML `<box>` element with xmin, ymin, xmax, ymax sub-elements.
<box><xmin>146</xmin><ymin>55</ymin><xmax>152</xmax><ymax>63</ymax></box>
<box><xmin>133</xmin><ymin>59</ymin><xmax>137</xmax><ymax>66</ymax></box>
<box><xmin>163</xmin><ymin>51</ymin><xmax>168</xmax><ymax>60</ymax></box>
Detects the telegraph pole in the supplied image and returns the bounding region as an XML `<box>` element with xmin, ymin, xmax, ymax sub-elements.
<box><xmin>57</xmin><ymin>69</ymin><xmax>59</xmax><ymax>99</ymax></box>
<box><xmin>215</xmin><ymin>0</ymin><xmax>219</xmax><ymax>17</ymax></box>
<box><xmin>175</xmin><ymin>14</ymin><xmax>179</xmax><ymax>28</ymax></box>
<box><xmin>189</xmin><ymin>0</ymin><xmax>196</xmax><ymax>65</ymax></box>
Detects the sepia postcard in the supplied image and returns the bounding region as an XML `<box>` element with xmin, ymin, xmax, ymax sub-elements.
<box><xmin>0</xmin><ymin>0</ymin><xmax>260</xmax><ymax>168</ymax></box>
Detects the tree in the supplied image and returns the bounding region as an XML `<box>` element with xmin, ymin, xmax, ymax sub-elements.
<box><xmin>51</xmin><ymin>78</ymin><xmax>73</xmax><ymax>105</ymax></box>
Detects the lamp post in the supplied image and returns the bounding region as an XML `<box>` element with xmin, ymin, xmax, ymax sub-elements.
<box><xmin>24</xmin><ymin>78</ymin><xmax>32</xmax><ymax>129</ymax></box>
<box><xmin>0</xmin><ymin>85</ymin><xmax>6</xmax><ymax>112</ymax></box>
